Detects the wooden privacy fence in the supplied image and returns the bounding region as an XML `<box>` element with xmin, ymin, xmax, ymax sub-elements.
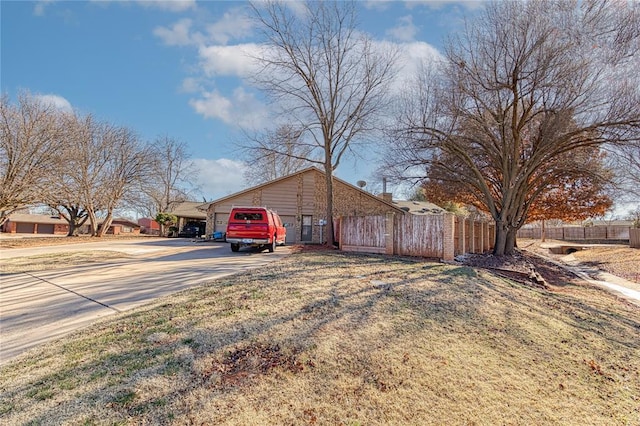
<box><xmin>517</xmin><ymin>225</ymin><xmax>631</xmax><ymax>241</ymax></box>
<box><xmin>339</xmin><ymin>213</ymin><xmax>494</xmax><ymax>260</ymax></box>
<box><xmin>631</xmin><ymin>229</ymin><xmax>640</xmax><ymax>248</ymax></box>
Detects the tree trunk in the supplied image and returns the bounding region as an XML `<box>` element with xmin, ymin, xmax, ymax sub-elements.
<box><xmin>493</xmin><ymin>221</ymin><xmax>518</xmax><ymax>256</ymax></box>
<box><xmin>324</xmin><ymin>163</ymin><xmax>335</xmax><ymax>246</ymax></box>
<box><xmin>541</xmin><ymin>219</ymin><xmax>546</xmax><ymax>242</ymax></box>
<box><xmin>98</xmin><ymin>210</ymin><xmax>114</xmax><ymax>238</ymax></box>
<box><xmin>87</xmin><ymin>209</ymin><xmax>99</xmax><ymax>237</ymax></box>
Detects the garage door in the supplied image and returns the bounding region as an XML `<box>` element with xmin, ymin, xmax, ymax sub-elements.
<box><xmin>280</xmin><ymin>215</ymin><xmax>297</xmax><ymax>244</ymax></box>
<box><xmin>16</xmin><ymin>223</ymin><xmax>34</xmax><ymax>234</ymax></box>
<box><xmin>214</xmin><ymin>212</ymin><xmax>229</xmax><ymax>233</ymax></box>
<box><xmin>37</xmin><ymin>224</ymin><xmax>55</xmax><ymax>234</ymax></box>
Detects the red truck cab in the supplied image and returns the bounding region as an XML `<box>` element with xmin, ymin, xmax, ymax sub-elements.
<box><xmin>226</xmin><ymin>207</ymin><xmax>286</xmax><ymax>253</ymax></box>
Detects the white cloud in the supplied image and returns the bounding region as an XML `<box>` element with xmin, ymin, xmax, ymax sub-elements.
<box><xmin>192</xmin><ymin>158</ymin><xmax>247</xmax><ymax>200</ymax></box>
<box><xmin>397</xmin><ymin>41</ymin><xmax>444</xmax><ymax>75</ymax></box>
<box><xmin>189</xmin><ymin>87</ymin><xmax>267</xmax><ymax>130</ymax></box>
<box><xmin>205</xmin><ymin>7</ymin><xmax>254</xmax><ymax>45</ymax></box>
<box><xmin>189</xmin><ymin>90</ymin><xmax>233</xmax><ymax>122</ymax></box>
<box><xmin>386</xmin><ymin>15</ymin><xmax>419</xmax><ymax>42</ymax></box>
<box><xmin>153</xmin><ymin>18</ymin><xmax>201</xmax><ymax>46</ymax></box>
<box><xmin>35</xmin><ymin>94</ymin><xmax>73</xmax><ymax>113</ymax></box>
<box><xmin>136</xmin><ymin>0</ymin><xmax>196</xmax><ymax>12</ymax></box>
<box><xmin>363</xmin><ymin>1</ymin><xmax>393</xmax><ymax>11</ymax></box>
<box><xmin>179</xmin><ymin>77</ymin><xmax>202</xmax><ymax>93</ymax></box>
<box><xmin>197</xmin><ymin>43</ymin><xmax>260</xmax><ymax>77</ymax></box>
<box><xmin>33</xmin><ymin>0</ymin><xmax>55</xmax><ymax>16</ymax></box>
<box><xmin>404</xmin><ymin>0</ymin><xmax>486</xmax><ymax>11</ymax></box>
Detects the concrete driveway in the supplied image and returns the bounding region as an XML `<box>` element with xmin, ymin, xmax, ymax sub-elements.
<box><xmin>0</xmin><ymin>238</ymin><xmax>291</xmax><ymax>365</ymax></box>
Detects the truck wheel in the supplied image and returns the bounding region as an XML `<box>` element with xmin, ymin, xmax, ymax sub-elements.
<box><xmin>231</xmin><ymin>243</ymin><xmax>240</xmax><ymax>252</ymax></box>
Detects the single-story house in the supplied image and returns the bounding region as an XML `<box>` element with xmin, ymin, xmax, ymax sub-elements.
<box><xmin>1</xmin><ymin>213</ymin><xmax>69</xmax><ymax>235</ymax></box>
<box><xmin>204</xmin><ymin>167</ymin><xmax>407</xmax><ymax>244</ymax></box>
<box><xmin>97</xmin><ymin>218</ymin><xmax>141</xmax><ymax>235</ymax></box>
<box><xmin>168</xmin><ymin>201</ymin><xmax>208</xmax><ymax>236</ymax></box>
<box><xmin>1</xmin><ymin>214</ymin><xmax>141</xmax><ymax>235</ymax></box>
<box><xmin>138</xmin><ymin>218</ymin><xmax>160</xmax><ymax>235</ymax></box>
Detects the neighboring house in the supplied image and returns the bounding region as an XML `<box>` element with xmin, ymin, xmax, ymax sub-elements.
<box><xmin>168</xmin><ymin>201</ymin><xmax>208</xmax><ymax>235</ymax></box>
<box><xmin>138</xmin><ymin>218</ymin><xmax>160</xmax><ymax>235</ymax></box>
<box><xmin>97</xmin><ymin>218</ymin><xmax>141</xmax><ymax>235</ymax></box>
<box><xmin>0</xmin><ymin>214</ymin><xmax>141</xmax><ymax>236</ymax></box>
<box><xmin>0</xmin><ymin>214</ymin><xmax>69</xmax><ymax>235</ymax></box>
<box><xmin>392</xmin><ymin>200</ymin><xmax>446</xmax><ymax>215</ymax></box>
<box><xmin>204</xmin><ymin>167</ymin><xmax>407</xmax><ymax>244</ymax></box>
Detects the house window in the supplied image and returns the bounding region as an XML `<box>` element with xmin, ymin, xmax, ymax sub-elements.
<box><xmin>301</xmin><ymin>215</ymin><xmax>313</xmax><ymax>242</ymax></box>
<box><xmin>122</xmin><ymin>226</ymin><xmax>133</xmax><ymax>233</ymax></box>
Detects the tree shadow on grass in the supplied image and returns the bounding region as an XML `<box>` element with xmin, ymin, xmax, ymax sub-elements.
<box><xmin>5</xmin><ymin>251</ymin><xmax>640</xmax><ymax>424</ymax></box>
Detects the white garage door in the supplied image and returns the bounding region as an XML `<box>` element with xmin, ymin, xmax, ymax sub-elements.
<box><xmin>214</xmin><ymin>212</ymin><xmax>229</xmax><ymax>233</ymax></box>
<box><xmin>280</xmin><ymin>215</ymin><xmax>297</xmax><ymax>244</ymax></box>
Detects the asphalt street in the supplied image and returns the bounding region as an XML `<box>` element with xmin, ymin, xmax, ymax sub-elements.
<box><xmin>0</xmin><ymin>238</ymin><xmax>291</xmax><ymax>365</ymax></box>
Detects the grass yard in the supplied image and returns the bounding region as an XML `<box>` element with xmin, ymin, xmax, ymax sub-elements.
<box><xmin>1</xmin><ymin>250</ymin><xmax>639</xmax><ymax>425</ymax></box>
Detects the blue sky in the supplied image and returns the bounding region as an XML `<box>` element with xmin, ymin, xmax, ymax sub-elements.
<box><xmin>1</xmin><ymin>0</ymin><xmax>483</xmax><ymax>201</ymax></box>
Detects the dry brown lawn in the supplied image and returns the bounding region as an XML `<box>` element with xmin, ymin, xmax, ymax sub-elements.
<box><xmin>0</xmin><ymin>250</ymin><xmax>130</xmax><ymax>274</ymax></box>
<box><xmin>1</xmin><ymin>248</ymin><xmax>639</xmax><ymax>425</ymax></box>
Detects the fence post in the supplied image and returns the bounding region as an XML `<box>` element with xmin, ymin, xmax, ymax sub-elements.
<box><xmin>385</xmin><ymin>212</ymin><xmax>395</xmax><ymax>255</ymax></box>
<box><xmin>443</xmin><ymin>213</ymin><xmax>455</xmax><ymax>261</ymax></box>
<box><xmin>460</xmin><ymin>216</ymin><xmax>466</xmax><ymax>255</ymax></box>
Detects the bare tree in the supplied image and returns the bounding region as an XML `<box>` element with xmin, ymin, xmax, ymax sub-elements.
<box><xmin>386</xmin><ymin>0</ymin><xmax>640</xmax><ymax>255</ymax></box>
<box><xmin>249</xmin><ymin>0</ymin><xmax>398</xmax><ymax>245</ymax></box>
<box><xmin>242</xmin><ymin>124</ymin><xmax>315</xmax><ymax>185</ymax></box>
<box><xmin>94</xmin><ymin>124</ymin><xmax>149</xmax><ymax>237</ymax></box>
<box><xmin>0</xmin><ymin>93</ymin><xmax>64</xmax><ymax>226</ymax></box>
<box><xmin>60</xmin><ymin>113</ymin><xmax>149</xmax><ymax>237</ymax></box>
<box><xmin>128</xmin><ymin>136</ymin><xmax>198</xmax><ymax>218</ymax></box>
<box><xmin>605</xmin><ymin>141</ymin><xmax>640</xmax><ymax>203</ymax></box>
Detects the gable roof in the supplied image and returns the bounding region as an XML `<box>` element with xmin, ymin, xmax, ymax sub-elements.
<box><xmin>391</xmin><ymin>200</ymin><xmax>446</xmax><ymax>215</ymax></box>
<box><xmin>168</xmin><ymin>201</ymin><xmax>208</xmax><ymax>219</ymax></box>
<box><xmin>6</xmin><ymin>213</ymin><xmax>68</xmax><ymax>225</ymax></box>
<box><xmin>206</xmin><ymin>166</ymin><xmax>406</xmax><ymax>214</ymax></box>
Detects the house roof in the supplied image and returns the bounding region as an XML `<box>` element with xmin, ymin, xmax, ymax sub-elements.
<box><xmin>206</xmin><ymin>166</ymin><xmax>406</xmax><ymax>214</ymax></box>
<box><xmin>6</xmin><ymin>213</ymin><xmax>68</xmax><ymax>225</ymax></box>
<box><xmin>109</xmin><ymin>218</ymin><xmax>141</xmax><ymax>228</ymax></box>
<box><xmin>168</xmin><ymin>201</ymin><xmax>208</xmax><ymax>219</ymax></box>
<box><xmin>391</xmin><ymin>200</ymin><xmax>446</xmax><ymax>215</ymax></box>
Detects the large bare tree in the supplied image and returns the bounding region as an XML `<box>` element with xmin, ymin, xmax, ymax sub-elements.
<box><xmin>59</xmin><ymin>113</ymin><xmax>148</xmax><ymax>237</ymax></box>
<box><xmin>94</xmin><ymin>124</ymin><xmax>149</xmax><ymax>237</ymax></box>
<box><xmin>249</xmin><ymin>0</ymin><xmax>398</xmax><ymax>245</ymax></box>
<box><xmin>127</xmin><ymin>135</ymin><xmax>198</xmax><ymax>219</ymax></box>
<box><xmin>386</xmin><ymin>0</ymin><xmax>640</xmax><ymax>255</ymax></box>
<box><xmin>0</xmin><ymin>93</ymin><xmax>64</xmax><ymax>226</ymax></box>
<box><xmin>242</xmin><ymin>124</ymin><xmax>315</xmax><ymax>185</ymax></box>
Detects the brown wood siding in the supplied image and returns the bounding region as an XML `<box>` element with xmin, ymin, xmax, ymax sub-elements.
<box><xmin>260</xmin><ymin>177</ymin><xmax>300</xmax><ymax>216</ymax></box>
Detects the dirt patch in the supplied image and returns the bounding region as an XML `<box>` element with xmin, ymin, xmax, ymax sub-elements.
<box><xmin>519</xmin><ymin>239</ymin><xmax>640</xmax><ymax>284</ymax></box>
<box><xmin>456</xmin><ymin>250</ymin><xmax>581</xmax><ymax>289</ymax></box>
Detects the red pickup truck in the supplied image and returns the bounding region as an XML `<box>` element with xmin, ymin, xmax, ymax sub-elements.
<box><xmin>226</xmin><ymin>207</ymin><xmax>286</xmax><ymax>253</ymax></box>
